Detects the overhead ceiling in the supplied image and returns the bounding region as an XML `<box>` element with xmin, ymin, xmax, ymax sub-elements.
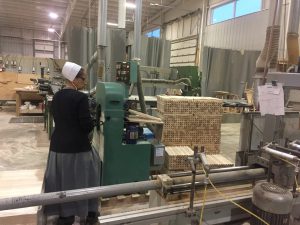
<box><xmin>0</xmin><ymin>0</ymin><xmax>178</xmax><ymax>35</ymax></box>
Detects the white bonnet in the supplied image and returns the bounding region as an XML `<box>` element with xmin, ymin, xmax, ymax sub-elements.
<box><xmin>62</xmin><ymin>62</ymin><xmax>82</xmax><ymax>81</ymax></box>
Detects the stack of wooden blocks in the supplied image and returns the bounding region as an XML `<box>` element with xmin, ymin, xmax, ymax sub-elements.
<box><xmin>165</xmin><ymin>146</ymin><xmax>233</xmax><ymax>171</ymax></box>
<box><xmin>157</xmin><ymin>95</ymin><xmax>223</xmax><ymax>154</ymax></box>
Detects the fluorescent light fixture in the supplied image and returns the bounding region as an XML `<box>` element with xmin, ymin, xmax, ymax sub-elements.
<box><xmin>150</xmin><ymin>3</ymin><xmax>160</xmax><ymax>6</ymax></box>
<box><xmin>48</xmin><ymin>28</ymin><xmax>55</xmax><ymax>33</ymax></box>
<box><xmin>49</xmin><ymin>12</ymin><xmax>58</xmax><ymax>19</ymax></box>
<box><xmin>107</xmin><ymin>22</ymin><xmax>118</xmax><ymax>26</ymax></box>
<box><xmin>126</xmin><ymin>2</ymin><xmax>136</xmax><ymax>8</ymax></box>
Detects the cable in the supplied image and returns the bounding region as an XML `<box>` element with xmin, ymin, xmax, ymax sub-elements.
<box><xmin>275</xmin><ymin>156</ymin><xmax>300</xmax><ymax>191</ymax></box>
<box><xmin>198</xmin><ymin>183</ymin><xmax>207</xmax><ymax>225</ymax></box>
<box><xmin>202</xmin><ymin>167</ymin><xmax>270</xmax><ymax>225</ymax></box>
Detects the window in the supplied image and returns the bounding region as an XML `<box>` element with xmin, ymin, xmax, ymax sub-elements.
<box><xmin>146</xmin><ymin>28</ymin><xmax>160</xmax><ymax>38</ymax></box>
<box><xmin>236</xmin><ymin>0</ymin><xmax>262</xmax><ymax>17</ymax></box>
<box><xmin>211</xmin><ymin>0</ymin><xmax>262</xmax><ymax>24</ymax></box>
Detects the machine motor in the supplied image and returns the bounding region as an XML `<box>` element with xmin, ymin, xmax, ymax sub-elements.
<box><xmin>251</xmin><ymin>182</ymin><xmax>293</xmax><ymax>225</ymax></box>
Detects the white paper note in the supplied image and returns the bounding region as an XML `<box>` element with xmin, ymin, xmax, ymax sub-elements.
<box><xmin>258</xmin><ymin>83</ymin><xmax>285</xmax><ymax>116</ymax></box>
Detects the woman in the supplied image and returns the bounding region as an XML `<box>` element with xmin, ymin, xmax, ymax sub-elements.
<box><xmin>44</xmin><ymin>62</ymin><xmax>100</xmax><ymax>225</ymax></box>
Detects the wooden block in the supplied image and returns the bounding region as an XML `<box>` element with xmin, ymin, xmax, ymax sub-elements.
<box><xmin>206</xmin><ymin>154</ymin><xmax>234</xmax><ymax>168</ymax></box>
<box><xmin>157</xmin><ymin>95</ymin><xmax>223</xmax><ymax>114</ymax></box>
<box><xmin>165</xmin><ymin>146</ymin><xmax>194</xmax><ymax>170</ymax></box>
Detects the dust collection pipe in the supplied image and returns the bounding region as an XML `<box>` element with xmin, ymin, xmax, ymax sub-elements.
<box><xmin>287</xmin><ymin>0</ymin><xmax>300</xmax><ymax>66</ymax></box>
<box><xmin>118</xmin><ymin>0</ymin><xmax>126</xmax><ymax>29</ymax></box>
<box><xmin>253</xmin><ymin>0</ymin><xmax>282</xmax><ymax>107</ymax></box>
<box><xmin>97</xmin><ymin>0</ymin><xmax>107</xmax><ymax>81</ymax></box>
<box><xmin>133</xmin><ymin>0</ymin><xmax>142</xmax><ymax>60</ymax></box>
<box><xmin>172</xmin><ymin>168</ymin><xmax>266</xmax><ymax>185</ymax></box>
<box><xmin>0</xmin><ymin>181</ymin><xmax>161</xmax><ymax>211</ymax></box>
<box><xmin>0</xmin><ymin>168</ymin><xmax>265</xmax><ymax>211</ymax></box>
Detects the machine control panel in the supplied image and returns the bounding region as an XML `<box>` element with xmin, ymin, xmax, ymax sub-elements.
<box><xmin>116</xmin><ymin>61</ymin><xmax>138</xmax><ymax>85</ymax></box>
<box><xmin>116</xmin><ymin>62</ymin><xmax>131</xmax><ymax>84</ymax></box>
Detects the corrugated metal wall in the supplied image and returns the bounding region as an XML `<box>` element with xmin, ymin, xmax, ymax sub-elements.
<box><xmin>204</xmin><ymin>2</ymin><xmax>292</xmax><ymax>59</ymax></box>
<box><xmin>204</xmin><ymin>10</ymin><xmax>268</xmax><ymax>51</ymax></box>
<box><xmin>0</xmin><ymin>27</ymin><xmax>61</xmax><ymax>58</ymax></box>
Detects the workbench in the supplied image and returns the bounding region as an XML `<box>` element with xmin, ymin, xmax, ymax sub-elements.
<box><xmin>15</xmin><ymin>89</ymin><xmax>44</xmax><ymax>116</ymax></box>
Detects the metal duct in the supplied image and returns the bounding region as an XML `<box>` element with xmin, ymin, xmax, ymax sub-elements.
<box><xmin>97</xmin><ymin>0</ymin><xmax>107</xmax><ymax>81</ymax></box>
<box><xmin>133</xmin><ymin>0</ymin><xmax>142</xmax><ymax>60</ymax></box>
<box><xmin>287</xmin><ymin>0</ymin><xmax>300</xmax><ymax>66</ymax></box>
<box><xmin>255</xmin><ymin>0</ymin><xmax>282</xmax><ymax>72</ymax></box>
<box><xmin>253</xmin><ymin>0</ymin><xmax>282</xmax><ymax>107</ymax></box>
<box><xmin>118</xmin><ymin>0</ymin><xmax>126</xmax><ymax>29</ymax></box>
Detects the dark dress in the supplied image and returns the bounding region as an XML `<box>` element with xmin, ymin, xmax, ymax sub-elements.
<box><xmin>44</xmin><ymin>88</ymin><xmax>100</xmax><ymax>218</ymax></box>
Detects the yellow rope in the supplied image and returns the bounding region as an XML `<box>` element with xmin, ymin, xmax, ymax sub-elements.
<box><xmin>201</xmin><ymin>167</ymin><xmax>270</xmax><ymax>225</ymax></box>
<box><xmin>198</xmin><ymin>184</ymin><xmax>207</xmax><ymax>225</ymax></box>
<box><xmin>207</xmin><ymin>177</ymin><xmax>270</xmax><ymax>225</ymax></box>
<box><xmin>276</xmin><ymin>156</ymin><xmax>298</xmax><ymax>167</ymax></box>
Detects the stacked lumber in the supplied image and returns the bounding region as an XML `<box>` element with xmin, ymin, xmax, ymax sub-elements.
<box><xmin>165</xmin><ymin>146</ymin><xmax>194</xmax><ymax>170</ymax></box>
<box><xmin>164</xmin><ymin>146</ymin><xmax>233</xmax><ymax>171</ymax></box>
<box><xmin>157</xmin><ymin>96</ymin><xmax>223</xmax><ymax>154</ymax></box>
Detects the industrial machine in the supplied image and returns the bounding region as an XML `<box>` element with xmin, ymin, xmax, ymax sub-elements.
<box><xmin>92</xmin><ymin>61</ymin><xmax>165</xmax><ymax>185</ymax></box>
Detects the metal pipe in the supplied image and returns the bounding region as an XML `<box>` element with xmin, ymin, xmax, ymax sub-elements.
<box><xmin>0</xmin><ymin>180</ymin><xmax>161</xmax><ymax>211</ymax></box>
<box><xmin>287</xmin><ymin>0</ymin><xmax>300</xmax><ymax>65</ymax></box>
<box><xmin>133</xmin><ymin>0</ymin><xmax>142</xmax><ymax>60</ymax></box>
<box><xmin>118</xmin><ymin>0</ymin><xmax>126</xmax><ymax>29</ymax></box>
<box><xmin>151</xmin><ymin>166</ymin><xmax>252</xmax><ymax>179</ymax></box>
<box><xmin>188</xmin><ymin>148</ymin><xmax>198</xmax><ymax>214</ymax></box>
<box><xmin>198</xmin><ymin>0</ymin><xmax>208</xmax><ymax>69</ymax></box>
<box><xmin>172</xmin><ymin>168</ymin><xmax>266</xmax><ymax>185</ymax></box>
<box><xmin>287</xmin><ymin>0</ymin><xmax>300</xmax><ymax>33</ymax></box>
<box><xmin>97</xmin><ymin>0</ymin><xmax>107</xmax><ymax>81</ymax></box>
<box><xmin>263</xmin><ymin>145</ymin><xmax>300</xmax><ymax>161</ymax></box>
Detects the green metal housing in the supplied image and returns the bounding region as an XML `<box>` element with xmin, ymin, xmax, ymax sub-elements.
<box><xmin>93</xmin><ymin>82</ymin><xmax>151</xmax><ymax>185</ymax></box>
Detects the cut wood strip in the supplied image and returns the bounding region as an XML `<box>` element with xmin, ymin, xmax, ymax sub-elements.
<box><xmin>128</xmin><ymin>109</ymin><xmax>162</xmax><ymax>121</ymax></box>
<box><xmin>127</xmin><ymin>117</ymin><xmax>164</xmax><ymax>124</ymax></box>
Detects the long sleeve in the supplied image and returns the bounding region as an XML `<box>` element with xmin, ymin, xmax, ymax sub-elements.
<box><xmin>78</xmin><ymin>95</ymin><xmax>94</xmax><ymax>133</ymax></box>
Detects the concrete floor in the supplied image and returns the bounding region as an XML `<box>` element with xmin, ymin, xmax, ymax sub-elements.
<box><xmin>0</xmin><ymin>108</ymin><xmax>241</xmax><ymax>224</ymax></box>
<box><xmin>220</xmin><ymin>123</ymin><xmax>241</xmax><ymax>163</ymax></box>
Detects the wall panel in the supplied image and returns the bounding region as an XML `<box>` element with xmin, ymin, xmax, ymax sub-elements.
<box><xmin>204</xmin><ymin>10</ymin><xmax>269</xmax><ymax>51</ymax></box>
<box><xmin>0</xmin><ymin>27</ymin><xmax>60</xmax><ymax>58</ymax></box>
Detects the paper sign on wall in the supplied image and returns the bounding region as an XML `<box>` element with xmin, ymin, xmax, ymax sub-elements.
<box><xmin>258</xmin><ymin>83</ymin><xmax>284</xmax><ymax>116</ymax></box>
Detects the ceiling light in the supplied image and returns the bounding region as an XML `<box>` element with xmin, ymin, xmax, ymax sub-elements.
<box><xmin>150</xmin><ymin>3</ymin><xmax>160</xmax><ymax>6</ymax></box>
<box><xmin>126</xmin><ymin>2</ymin><xmax>136</xmax><ymax>9</ymax></box>
<box><xmin>49</xmin><ymin>12</ymin><xmax>58</xmax><ymax>19</ymax></box>
<box><xmin>107</xmin><ymin>22</ymin><xmax>118</xmax><ymax>26</ymax></box>
<box><xmin>48</xmin><ymin>28</ymin><xmax>55</xmax><ymax>33</ymax></box>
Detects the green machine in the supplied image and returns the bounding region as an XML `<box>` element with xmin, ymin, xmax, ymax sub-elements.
<box><xmin>92</xmin><ymin>61</ymin><xmax>152</xmax><ymax>185</ymax></box>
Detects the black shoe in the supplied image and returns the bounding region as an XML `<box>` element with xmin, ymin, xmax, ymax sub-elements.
<box><xmin>57</xmin><ymin>216</ymin><xmax>75</xmax><ymax>225</ymax></box>
<box><xmin>86</xmin><ymin>212</ymin><xmax>100</xmax><ymax>225</ymax></box>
